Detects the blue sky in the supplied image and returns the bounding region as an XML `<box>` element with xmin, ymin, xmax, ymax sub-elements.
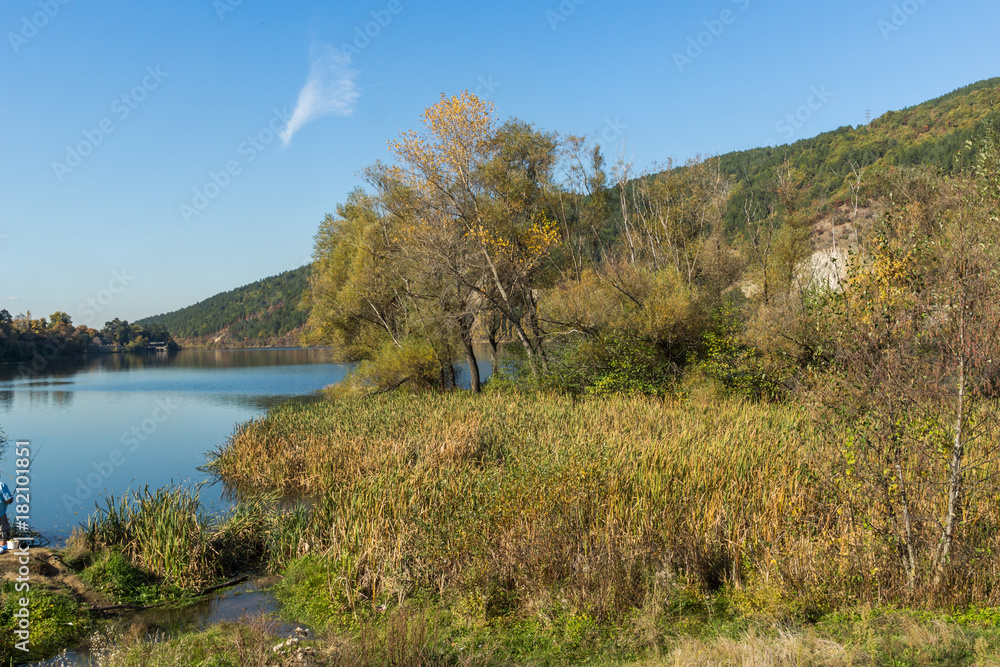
<box><xmin>2</xmin><ymin>0</ymin><xmax>999</xmax><ymax>324</ymax></box>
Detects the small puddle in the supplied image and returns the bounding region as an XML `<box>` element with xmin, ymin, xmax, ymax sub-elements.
<box><xmin>29</xmin><ymin>579</ymin><xmax>304</xmax><ymax>667</ymax></box>
<box><xmin>142</xmin><ymin>579</ymin><xmax>292</xmax><ymax>631</ymax></box>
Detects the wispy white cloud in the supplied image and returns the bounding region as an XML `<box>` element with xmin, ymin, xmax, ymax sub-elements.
<box><xmin>281</xmin><ymin>46</ymin><xmax>360</xmax><ymax>145</ymax></box>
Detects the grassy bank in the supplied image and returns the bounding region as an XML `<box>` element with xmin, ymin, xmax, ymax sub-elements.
<box><xmin>0</xmin><ymin>580</ymin><xmax>91</xmax><ymax>663</ymax></box>
<box><xmin>199</xmin><ymin>390</ymin><xmax>1000</xmax><ymax>662</ymax></box>
<box><xmin>22</xmin><ymin>388</ymin><xmax>1000</xmax><ymax>665</ymax></box>
<box><xmin>42</xmin><ymin>606</ymin><xmax>1000</xmax><ymax>666</ymax></box>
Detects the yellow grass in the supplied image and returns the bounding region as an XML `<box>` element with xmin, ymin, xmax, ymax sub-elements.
<box><xmin>209</xmin><ymin>391</ymin><xmax>1000</xmax><ymax>620</ymax></box>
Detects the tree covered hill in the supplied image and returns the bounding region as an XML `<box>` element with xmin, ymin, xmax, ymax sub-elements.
<box><xmin>714</xmin><ymin>78</ymin><xmax>1000</xmax><ymax>228</ymax></box>
<box><xmin>136</xmin><ymin>266</ymin><xmax>310</xmax><ymax>348</ymax></box>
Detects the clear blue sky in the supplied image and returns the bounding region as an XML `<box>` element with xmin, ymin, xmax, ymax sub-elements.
<box><xmin>2</xmin><ymin>0</ymin><xmax>998</xmax><ymax>324</ymax></box>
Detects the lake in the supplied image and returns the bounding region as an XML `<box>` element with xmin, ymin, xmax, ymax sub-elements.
<box><xmin>0</xmin><ymin>349</ymin><xmax>351</xmax><ymax>545</ymax></box>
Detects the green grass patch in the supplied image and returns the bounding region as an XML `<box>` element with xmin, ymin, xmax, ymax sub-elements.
<box><xmin>80</xmin><ymin>550</ymin><xmax>185</xmax><ymax>606</ymax></box>
<box><xmin>0</xmin><ymin>580</ymin><xmax>91</xmax><ymax>664</ymax></box>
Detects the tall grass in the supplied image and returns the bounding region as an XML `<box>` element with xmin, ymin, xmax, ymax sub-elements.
<box><xmin>208</xmin><ymin>390</ymin><xmax>1000</xmax><ymax>623</ymax></box>
<box><xmin>210</xmin><ymin>394</ymin><xmax>802</xmax><ymax>617</ymax></box>
<box><xmin>81</xmin><ymin>485</ymin><xmax>313</xmax><ymax>593</ymax></box>
<box><xmin>84</xmin><ymin>486</ymin><xmax>216</xmax><ymax>590</ymax></box>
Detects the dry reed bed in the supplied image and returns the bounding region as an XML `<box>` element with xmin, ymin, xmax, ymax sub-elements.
<box><xmin>210</xmin><ymin>392</ymin><xmax>1000</xmax><ymax>618</ymax></box>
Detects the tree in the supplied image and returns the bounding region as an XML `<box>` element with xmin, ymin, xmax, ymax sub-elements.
<box><xmin>741</xmin><ymin>186</ymin><xmax>777</xmax><ymax>305</ymax></box>
<box><xmin>304</xmin><ymin>188</ymin><xmax>458</xmax><ymax>392</ymax></box>
<box><xmin>48</xmin><ymin>311</ymin><xmax>72</xmax><ymax>329</ymax></box>
<box><xmin>551</xmin><ymin>136</ymin><xmax>609</xmax><ymax>282</ymax></box>
<box><xmin>618</xmin><ymin>156</ymin><xmax>734</xmax><ymax>283</ymax></box>
<box><xmin>825</xmin><ymin>159</ymin><xmax>1000</xmax><ymax>595</ymax></box>
<box><xmin>102</xmin><ymin>318</ymin><xmax>132</xmax><ymax>346</ymax></box>
<box><xmin>373</xmin><ymin>92</ymin><xmax>561</xmax><ymax>382</ymax></box>
<box><xmin>305</xmin><ymin>190</ymin><xmax>406</xmax><ymax>358</ymax></box>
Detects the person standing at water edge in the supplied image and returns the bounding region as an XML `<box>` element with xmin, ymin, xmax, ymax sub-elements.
<box><xmin>0</xmin><ymin>478</ymin><xmax>12</xmax><ymax>553</ymax></box>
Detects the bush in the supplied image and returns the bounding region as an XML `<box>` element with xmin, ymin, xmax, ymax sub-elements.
<box><xmin>326</xmin><ymin>337</ymin><xmax>441</xmax><ymax>398</ymax></box>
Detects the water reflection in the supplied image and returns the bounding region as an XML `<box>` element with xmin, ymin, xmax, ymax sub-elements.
<box><xmin>140</xmin><ymin>579</ymin><xmax>297</xmax><ymax>632</ymax></box>
<box><xmin>0</xmin><ymin>348</ymin><xmax>338</xmax><ymax>384</ymax></box>
<box><xmin>25</xmin><ymin>389</ymin><xmax>75</xmax><ymax>410</ymax></box>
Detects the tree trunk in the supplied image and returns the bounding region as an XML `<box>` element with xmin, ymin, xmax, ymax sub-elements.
<box><xmin>489</xmin><ymin>337</ymin><xmax>500</xmax><ymax>375</ymax></box>
<box><xmin>485</xmin><ymin>307</ymin><xmax>503</xmax><ymax>375</ymax></box>
<box><xmin>936</xmin><ymin>346</ymin><xmax>967</xmax><ymax>587</ymax></box>
<box><xmin>892</xmin><ymin>436</ymin><xmax>918</xmax><ymax>592</ymax></box>
<box><xmin>459</xmin><ymin>315</ymin><xmax>481</xmax><ymax>393</ymax></box>
<box><xmin>525</xmin><ymin>291</ymin><xmax>549</xmax><ymax>373</ymax></box>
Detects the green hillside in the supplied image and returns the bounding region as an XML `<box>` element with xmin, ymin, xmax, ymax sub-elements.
<box><xmin>715</xmin><ymin>78</ymin><xmax>1000</xmax><ymax>227</ymax></box>
<box><xmin>136</xmin><ymin>266</ymin><xmax>310</xmax><ymax>348</ymax></box>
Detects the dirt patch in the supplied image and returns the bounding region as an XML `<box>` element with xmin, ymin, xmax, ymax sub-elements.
<box><xmin>0</xmin><ymin>547</ymin><xmax>109</xmax><ymax>609</ymax></box>
<box><xmin>810</xmin><ymin>205</ymin><xmax>871</xmax><ymax>251</ymax></box>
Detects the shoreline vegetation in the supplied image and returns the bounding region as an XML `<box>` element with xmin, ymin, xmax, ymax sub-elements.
<box><xmin>0</xmin><ymin>312</ymin><xmax>180</xmax><ymax>366</ymax></box>
<box><xmin>13</xmin><ymin>389</ymin><xmax>1000</xmax><ymax>665</ymax></box>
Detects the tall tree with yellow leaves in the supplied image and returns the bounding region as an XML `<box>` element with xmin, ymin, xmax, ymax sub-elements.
<box><xmin>371</xmin><ymin>92</ymin><xmax>561</xmax><ymax>381</ymax></box>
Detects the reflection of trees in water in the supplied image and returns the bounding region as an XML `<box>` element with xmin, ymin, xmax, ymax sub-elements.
<box><xmin>166</xmin><ymin>348</ymin><xmax>336</xmax><ymax>369</ymax></box>
<box><xmin>25</xmin><ymin>389</ymin><xmax>74</xmax><ymax>410</ymax></box>
<box><xmin>202</xmin><ymin>392</ymin><xmax>325</xmax><ymax>411</ymax></box>
<box><xmin>0</xmin><ymin>348</ymin><xmax>337</xmax><ymax>383</ymax></box>
<box><xmin>51</xmin><ymin>391</ymin><xmax>74</xmax><ymax>409</ymax></box>
<box><xmin>0</xmin><ymin>388</ymin><xmax>75</xmax><ymax>411</ymax></box>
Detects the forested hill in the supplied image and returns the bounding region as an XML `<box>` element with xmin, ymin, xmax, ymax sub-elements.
<box><xmin>715</xmin><ymin>78</ymin><xmax>1000</xmax><ymax>227</ymax></box>
<box><xmin>136</xmin><ymin>266</ymin><xmax>310</xmax><ymax>348</ymax></box>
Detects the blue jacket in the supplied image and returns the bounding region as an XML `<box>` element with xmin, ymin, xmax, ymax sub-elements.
<box><xmin>0</xmin><ymin>482</ymin><xmax>12</xmax><ymax>517</ymax></box>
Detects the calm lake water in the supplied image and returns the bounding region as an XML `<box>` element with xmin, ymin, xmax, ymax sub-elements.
<box><xmin>0</xmin><ymin>349</ymin><xmax>350</xmax><ymax>544</ymax></box>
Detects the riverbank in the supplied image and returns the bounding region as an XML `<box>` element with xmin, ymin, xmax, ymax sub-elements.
<box><xmin>0</xmin><ymin>538</ymin><xmax>291</xmax><ymax>664</ymax></box>
<box><xmin>66</xmin><ymin>604</ymin><xmax>1000</xmax><ymax>666</ymax></box>
<box><xmin>0</xmin><ymin>548</ymin><xmax>99</xmax><ymax>661</ymax></box>
<box><xmin>11</xmin><ymin>387</ymin><xmax>1000</xmax><ymax>664</ymax></box>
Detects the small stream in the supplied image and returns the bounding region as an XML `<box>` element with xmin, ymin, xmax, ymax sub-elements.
<box><xmin>31</xmin><ymin>579</ymin><xmax>302</xmax><ymax>666</ymax></box>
